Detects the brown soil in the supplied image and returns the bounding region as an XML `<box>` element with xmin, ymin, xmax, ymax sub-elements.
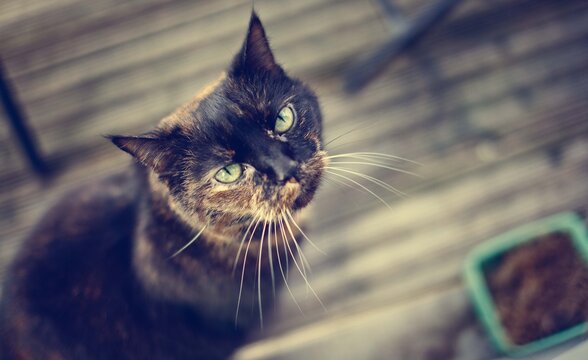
<box><xmin>484</xmin><ymin>232</ymin><xmax>588</xmax><ymax>345</ymax></box>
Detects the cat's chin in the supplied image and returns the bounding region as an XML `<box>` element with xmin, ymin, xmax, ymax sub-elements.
<box><xmin>290</xmin><ymin>150</ymin><xmax>325</xmax><ymax>211</ymax></box>
<box><xmin>292</xmin><ymin>186</ymin><xmax>317</xmax><ymax>210</ymax></box>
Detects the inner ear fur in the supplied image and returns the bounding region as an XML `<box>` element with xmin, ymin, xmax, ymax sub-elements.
<box><xmin>108</xmin><ymin>134</ymin><xmax>177</xmax><ymax>174</ymax></box>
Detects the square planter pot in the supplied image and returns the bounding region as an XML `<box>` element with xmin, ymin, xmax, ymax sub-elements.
<box><xmin>464</xmin><ymin>212</ymin><xmax>588</xmax><ymax>357</ymax></box>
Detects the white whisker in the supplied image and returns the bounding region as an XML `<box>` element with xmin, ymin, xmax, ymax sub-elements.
<box><xmin>235</xmin><ymin>215</ymin><xmax>262</xmax><ymax>325</ymax></box>
<box><xmin>282</xmin><ymin>211</ymin><xmax>326</xmax><ymax>310</ymax></box>
<box><xmin>257</xmin><ymin>219</ymin><xmax>267</xmax><ymax>329</ymax></box>
<box><xmin>326</xmin><ymin>166</ymin><xmax>406</xmax><ymax>197</ymax></box>
<box><xmin>275</xmin><ymin>213</ymin><xmax>304</xmax><ymax>314</ymax></box>
<box><xmin>283</xmin><ymin>213</ymin><xmax>312</xmax><ymax>275</ymax></box>
<box><xmin>232</xmin><ymin>210</ymin><xmax>261</xmax><ymax>275</ymax></box>
<box><xmin>323</xmin><ymin>174</ymin><xmax>360</xmax><ymax>191</ymax></box>
<box><xmin>325</xmin><ymin>152</ymin><xmax>420</xmax><ymax>165</ymax></box>
<box><xmin>169</xmin><ymin>225</ymin><xmax>207</xmax><ymax>258</ymax></box>
<box><xmin>331</xmin><ymin>155</ymin><xmax>397</xmax><ymax>167</ymax></box>
<box><xmin>285</xmin><ymin>209</ymin><xmax>325</xmax><ymax>255</ymax></box>
<box><xmin>267</xmin><ymin>215</ymin><xmax>276</xmax><ymax>300</ymax></box>
<box><xmin>278</xmin><ymin>216</ymin><xmax>290</xmax><ymax>277</ymax></box>
<box><xmin>328</xmin><ymin>161</ymin><xmax>421</xmax><ymax>177</ymax></box>
<box><xmin>324</xmin><ymin>118</ymin><xmax>386</xmax><ymax>148</ymax></box>
<box><xmin>325</xmin><ymin>170</ymin><xmax>392</xmax><ymax>209</ymax></box>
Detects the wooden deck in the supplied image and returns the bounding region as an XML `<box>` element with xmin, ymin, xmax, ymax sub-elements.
<box><xmin>2</xmin><ymin>0</ymin><xmax>588</xmax><ymax>358</ymax></box>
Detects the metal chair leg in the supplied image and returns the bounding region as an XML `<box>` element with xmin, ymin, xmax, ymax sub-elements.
<box><xmin>0</xmin><ymin>59</ymin><xmax>49</xmax><ymax>176</ymax></box>
<box><xmin>345</xmin><ymin>0</ymin><xmax>463</xmax><ymax>93</ymax></box>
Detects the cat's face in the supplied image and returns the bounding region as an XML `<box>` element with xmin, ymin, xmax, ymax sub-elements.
<box><xmin>110</xmin><ymin>12</ymin><xmax>324</xmax><ymax>230</ymax></box>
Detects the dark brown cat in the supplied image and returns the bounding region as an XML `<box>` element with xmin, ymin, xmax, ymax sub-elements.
<box><xmin>0</xmin><ymin>11</ymin><xmax>325</xmax><ymax>359</ymax></box>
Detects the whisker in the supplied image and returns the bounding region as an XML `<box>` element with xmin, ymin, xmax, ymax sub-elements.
<box><xmin>278</xmin><ymin>216</ymin><xmax>290</xmax><ymax>277</ymax></box>
<box><xmin>283</xmin><ymin>213</ymin><xmax>311</xmax><ymax>298</ymax></box>
<box><xmin>267</xmin><ymin>215</ymin><xmax>276</xmax><ymax>300</ymax></box>
<box><xmin>326</xmin><ymin>166</ymin><xmax>406</xmax><ymax>197</ymax></box>
<box><xmin>169</xmin><ymin>225</ymin><xmax>207</xmax><ymax>258</ymax></box>
<box><xmin>331</xmin><ymin>155</ymin><xmax>398</xmax><ymax>167</ymax></box>
<box><xmin>325</xmin><ymin>170</ymin><xmax>392</xmax><ymax>209</ymax></box>
<box><xmin>235</xmin><ymin>215</ymin><xmax>262</xmax><ymax>325</ymax></box>
<box><xmin>328</xmin><ymin>161</ymin><xmax>421</xmax><ymax>177</ymax></box>
<box><xmin>282</xmin><ymin>211</ymin><xmax>326</xmax><ymax>310</ymax></box>
<box><xmin>257</xmin><ymin>219</ymin><xmax>267</xmax><ymax>329</ymax></box>
<box><xmin>283</xmin><ymin>213</ymin><xmax>312</xmax><ymax>275</ymax></box>
<box><xmin>327</xmin><ymin>154</ymin><xmax>412</xmax><ymax>169</ymax></box>
<box><xmin>326</xmin><ymin>138</ymin><xmax>375</xmax><ymax>152</ymax></box>
<box><xmin>232</xmin><ymin>210</ymin><xmax>261</xmax><ymax>275</ymax></box>
<box><xmin>325</xmin><ymin>152</ymin><xmax>420</xmax><ymax>165</ymax></box>
<box><xmin>324</xmin><ymin>119</ymin><xmax>385</xmax><ymax>148</ymax></box>
<box><xmin>323</xmin><ymin>174</ymin><xmax>361</xmax><ymax>191</ymax></box>
<box><xmin>280</xmin><ymin>212</ymin><xmax>309</xmax><ymax>290</ymax></box>
<box><xmin>285</xmin><ymin>209</ymin><xmax>325</xmax><ymax>255</ymax></box>
<box><xmin>275</xmin><ymin>213</ymin><xmax>304</xmax><ymax>314</ymax></box>
<box><xmin>324</xmin><ymin>125</ymin><xmax>364</xmax><ymax>147</ymax></box>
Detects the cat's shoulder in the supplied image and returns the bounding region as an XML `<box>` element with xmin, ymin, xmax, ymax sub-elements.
<box><xmin>30</xmin><ymin>168</ymin><xmax>139</xmax><ymax>240</ymax></box>
<box><xmin>0</xmin><ymin>169</ymin><xmax>142</xmax><ymax>358</ymax></box>
<box><xmin>11</xmin><ymin>167</ymin><xmax>140</xmax><ymax>261</ymax></box>
<box><xmin>7</xmin><ymin>168</ymin><xmax>142</xmax><ymax>280</ymax></box>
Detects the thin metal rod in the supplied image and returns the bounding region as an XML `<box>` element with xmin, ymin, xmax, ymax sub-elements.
<box><xmin>0</xmin><ymin>58</ymin><xmax>49</xmax><ymax>176</ymax></box>
<box><xmin>377</xmin><ymin>0</ymin><xmax>407</xmax><ymax>24</ymax></box>
<box><xmin>345</xmin><ymin>0</ymin><xmax>463</xmax><ymax>93</ymax></box>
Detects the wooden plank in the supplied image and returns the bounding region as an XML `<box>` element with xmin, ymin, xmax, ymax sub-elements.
<box><xmin>1</xmin><ymin>0</ymin><xmax>321</xmax><ymax>77</ymax></box>
<box><xmin>3</xmin><ymin>0</ymin><xmax>470</xmax><ymax>76</ymax></box>
<box><xmin>13</xmin><ymin>0</ymin><xmax>380</xmax><ymax>116</ymax></box>
<box><xmin>234</xmin><ymin>287</ymin><xmax>485</xmax><ymax>360</ymax></box>
<box><xmin>12</xmin><ymin>0</ymin><xmax>574</xmax><ymax>123</ymax></box>
<box><xmin>318</xmin><ymin>4</ymin><xmax>588</xmax><ymax>130</ymax></box>
<box><xmin>0</xmin><ymin>0</ymin><xmax>98</xmax><ymax>33</ymax></box>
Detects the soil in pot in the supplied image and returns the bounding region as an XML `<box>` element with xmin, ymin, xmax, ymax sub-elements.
<box><xmin>484</xmin><ymin>232</ymin><xmax>588</xmax><ymax>345</ymax></box>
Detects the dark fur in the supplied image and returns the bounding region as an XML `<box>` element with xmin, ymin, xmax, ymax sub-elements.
<box><xmin>1</xmin><ymin>12</ymin><xmax>324</xmax><ymax>359</ymax></box>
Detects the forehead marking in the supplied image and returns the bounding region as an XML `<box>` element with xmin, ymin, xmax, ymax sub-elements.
<box><xmin>158</xmin><ymin>73</ymin><xmax>227</xmax><ymax>132</ymax></box>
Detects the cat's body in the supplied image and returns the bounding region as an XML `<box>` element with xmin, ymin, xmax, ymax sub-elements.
<box><xmin>1</xmin><ymin>12</ymin><xmax>324</xmax><ymax>359</ymax></box>
<box><xmin>1</xmin><ymin>169</ymin><xmax>245</xmax><ymax>359</ymax></box>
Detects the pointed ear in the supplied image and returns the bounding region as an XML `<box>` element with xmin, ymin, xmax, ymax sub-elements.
<box><xmin>230</xmin><ymin>11</ymin><xmax>281</xmax><ymax>76</ymax></box>
<box><xmin>108</xmin><ymin>134</ymin><xmax>176</xmax><ymax>174</ymax></box>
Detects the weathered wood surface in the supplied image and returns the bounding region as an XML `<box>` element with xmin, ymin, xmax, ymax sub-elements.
<box><xmin>2</xmin><ymin>0</ymin><xmax>588</xmax><ymax>358</ymax></box>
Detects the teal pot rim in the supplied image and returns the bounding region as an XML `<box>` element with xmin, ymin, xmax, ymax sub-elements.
<box><xmin>464</xmin><ymin>212</ymin><xmax>588</xmax><ymax>357</ymax></box>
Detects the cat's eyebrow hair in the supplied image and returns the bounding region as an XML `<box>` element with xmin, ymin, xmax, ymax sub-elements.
<box><xmin>211</xmin><ymin>147</ymin><xmax>235</xmax><ymax>159</ymax></box>
<box><xmin>227</xmin><ymin>102</ymin><xmax>245</xmax><ymax>116</ymax></box>
<box><xmin>281</xmin><ymin>95</ymin><xmax>297</xmax><ymax>107</ymax></box>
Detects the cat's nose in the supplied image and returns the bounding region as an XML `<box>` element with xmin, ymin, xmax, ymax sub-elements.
<box><xmin>262</xmin><ymin>154</ymin><xmax>298</xmax><ymax>183</ymax></box>
<box><xmin>273</xmin><ymin>159</ymin><xmax>298</xmax><ymax>183</ymax></box>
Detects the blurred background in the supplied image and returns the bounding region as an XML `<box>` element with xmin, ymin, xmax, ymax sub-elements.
<box><xmin>1</xmin><ymin>0</ymin><xmax>588</xmax><ymax>359</ymax></box>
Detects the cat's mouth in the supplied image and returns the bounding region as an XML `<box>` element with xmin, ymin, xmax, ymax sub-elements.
<box><xmin>255</xmin><ymin>158</ymin><xmax>323</xmax><ymax>215</ymax></box>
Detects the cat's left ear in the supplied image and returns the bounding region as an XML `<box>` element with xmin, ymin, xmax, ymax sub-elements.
<box><xmin>230</xmin><ymin>11</ymin><xmax>282</xmax><ymax>76</ymax></box>
<box><xmin>108</xmin><ymin>134</ymin><xmax>177</xmax><ymax>174</ymax></box>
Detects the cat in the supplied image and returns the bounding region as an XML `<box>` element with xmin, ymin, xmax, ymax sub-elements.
<box><xmin>0</xmin><ymin>11</ymin><xmax>325</xmax><ymax>359</ymax></box>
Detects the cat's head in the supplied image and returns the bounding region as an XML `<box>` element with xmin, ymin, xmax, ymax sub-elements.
<box><xmin>110</xmin><ymin>12</ymin><xmax>324</xmax><ymax>232</ymax></box>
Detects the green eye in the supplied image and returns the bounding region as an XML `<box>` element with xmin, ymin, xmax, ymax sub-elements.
<box><xmin>215</xmin><ymin>163</ymin><xmax>242</xmax><ymax>183</ymax></box>
<box><xmin>274</xmin><ymin>106</ymin><xmax>295</xmax><ymax>134</ymax></box>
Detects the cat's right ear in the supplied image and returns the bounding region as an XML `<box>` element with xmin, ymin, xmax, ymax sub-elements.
<box><xmin>107</xmin><ymin>134</ymin><xmax>176</xmax><ymax>174</ymax></box>
<box><xmin>230</xmin><ymin>11</ymin><xmax>282</xmax><ymax>76</ymax></box>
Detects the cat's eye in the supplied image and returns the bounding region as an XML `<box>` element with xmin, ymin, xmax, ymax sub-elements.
<box><xmin>214</xmin><ymin>163</ymin><xmax>242</xmax><ymax>183</ymax></box>
<box><xmin>274</xmin><ymin>106</ymin><xmax>295</xmax><ymax>134</ymax></box>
